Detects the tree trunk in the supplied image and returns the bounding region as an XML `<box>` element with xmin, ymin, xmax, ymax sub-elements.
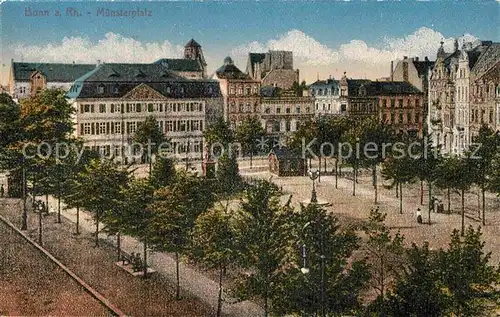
<box><xmin>428</xmin><ymin>181</ymin><xmax>432</xmax><ymax>225</ymax></box>
<box><xmin>395</xmin><ymin>182</ymin><xmax>399</xmax><ymax>198</ymax></box>
<box><xmin>117</xmin><ymin>232</ymin><xmax>121</xmax><ymax>261</ymax></box>
<box><xmin>461</xmin><ymin>188</ymin><xmax>465</xmax><ymax>236</ymax></box>
<box><xmin>447</xmin><ymin>187</ymin><xmax>451</xmax><ymax>214</ymax></box>
<box><xmin>45</xmin><ymin>194</ymin><xmax>49</xmax><ymax>213</ymax></box>
<box><xmin>175</xmin><ymin>251</ymin><xmax>180</xmax><ymax>300</ymax></box>
<box><xmin>57</xmin><ymin>195</ymin><xmax>61</xmax><ymax>223</ymax></box>
<box><xmin>76</xmin><ymin>205</ymin><xmax>80</xmax><ymax>235</ymax></box>
<box><xmin>481</xmin><ymin>186</ymin><xmax>485</xmax><ymax>225</ymax></box>
<box><xmin>38</xmin><ymin>205</ymin><xmax>43</xmax><ymax>246</ymax></box>
<box><xmin>95</xmin><ymin>213</ymin><xmax>100</xmax><ymax>247</ymax></box>
<box><xmin>323</xmin><ymin>156</ymin><xmax>327</xmax><ymax>173</ymax></box>
<box><xmin>352</xmin><ymin>165</ymin><xmax>356</xmax><ymax>196</ymax></box>
<box><xmin>420</xmin><ymin>180</ymin><xmax>424</xmax><ymax>205</ymax></box>
<box><xmin>217</xmin><ymin>264</ymin><xmax>223</xmax><ymax>317</ymax></box>
<box><xmin>250</xmin><ymin>151</ymin><xmax>253</xmax><ymax>169</ymax></box>
<box><xmin>399</xmin><ymin>183</ymin><xmax>403</xmax><ymax>214</ymax></box>
<box><xmin>143</xmin><ymin>241</ymin><xmax>148</xmax><ymax>278</ymax></box>
<box><xmin>373</xmin><ymin>165</ymin><xmax>378</xmax><ymax>204</ymax></box>
<box><xmin>149</xmin><ymin>154</ymin><xmax>152</xmax><ymax>178</ymax></box>
<box><xmin>334</xmin><ymin>159</ymin><xmax>338</xmax><ymax>189</ymax></box>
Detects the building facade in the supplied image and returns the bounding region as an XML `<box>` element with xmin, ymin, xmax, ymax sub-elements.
<box><xmin>374</xmin><ymin>81</ymin><xmax>424</xmax><ymax>137</ymax></box>
<box><xmin>260</xmin><ymin>87</ymin><xmax>314</xmax><ymax>136</ymax></box>
<box><xmin>339</xmin><ymin>73</ymin><xmax>378</xmax><ymax>118</ymax></box>
<box><xmin>428</xmin><ymin>40</ymin><xmax>498</xmax><ymax>154</ymax></box>
<box><xmin>309</xmin><ymin>77</ymin><xmax>342</xmax><ymax>116</ymax></box>
<box><xmin>212</xmin><ymin>57</ymin><xmax>261</xmax><ymax>128</ymax></box>
<box><xmin>9</xmin><ymin>38</ymin><xmax>207</xmax><ymax>101</ymax></box>
<box><xmin>66</xmin><ymin>63</ymin><xmax>223</xmax><ymax>162</ymax></box>
<box><xmin>246</xmin><ymin>51</ymin><xmax>299</xmax><ymax>90</ymax></box>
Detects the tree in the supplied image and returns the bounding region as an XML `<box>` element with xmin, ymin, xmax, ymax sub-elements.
<box><xmin>439</xmin><ymin>226</ymin><xmax>500</xmax><ymax>316</ymax></box>
<box><xmin>468</xmin><ymin>125</ymin><xmax>499</xmax><ymax>225</ymax></box>
<box><xmin>273</xmin><ymin>203</ymin><xmax>370</xmax><ymax>316</ymax></box>
<box><xmin>191</xmin><ymin>205</ymin><xmax>237</xmax><ymax>316</ymax></box>
<box><xmin>133</xmin><ymin>115</ymin><xmax>167</xmax><ymax>175</ymax></box>
<box><xmin>118</xmin><ymin>178</ymin><xmax>154</xmax><ymax>276</ymax></box>
<box><xmin>148</xmin><ymin>171</ymin><xmax>215</xmax><ymax>299</ymax></box>
<box><xmin>215</xmin><ymin>151</ymin><xmax>242</xmax><ymax>195</ymax></box>
<box><xmin>381</xmin><ymin>147</ymin><xmax>416</xmax><ymax>214</ymax></box>
<box><xmin>75</xmin><ymin>159</ymin><xmax>129</xmax><ymax>247</ymax></box>
<box><xmin>435</xmin><ymin>155</ymin><xmax>459</xmax><ymax>214</ymax></box>
<box><xmin>233</xmin><ymin>180</ymin><xmax>291</xmax><ymax>316</ymax></box>
<box><xmin>149</xmin><ymin>156</ymin><xmax>176</xmax><ymax>189</ymax></box>
<box><xmin>235</xmin><ymin>117</ymin><xmax>265</xmax><ymax>169</ymax></box>
<box><xmin>203</xmin><ymin>117</ymin><xmax>234</xmax><ymax>149</ymax></box>
<box><xmin>363</xmin><ymin>208</ymin><xmax>405</xmax><ymax>315</ymax></box>
<box><xmin>385</xmin><ymin>242</ymin><xmax>450</xmax><ymax>317</ymax></box>
<box><xmin>489</xmin><ymin>152</ymin><xmax>500</xmax><ymax>197</ymax></box>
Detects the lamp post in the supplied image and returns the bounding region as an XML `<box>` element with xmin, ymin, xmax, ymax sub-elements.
<box><xmin>308</xmin><ymin>169</ymin><xmax>319</xmax><ymax>204</ymax></box>
<box><xmin>301</xmin><ymin>220</ymin><xmax>326</xmax><ymax>317</ymax></box>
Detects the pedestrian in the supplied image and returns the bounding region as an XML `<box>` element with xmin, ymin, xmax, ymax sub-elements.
<box><xmin>416</xmin><ymin>208</ymin><xmax>423</xmax><ymax>224</ymax></box>
<box><xmin>0</xmin><ymin>184</ymin><xmax>4</xmax><ymax>198</ymax></box>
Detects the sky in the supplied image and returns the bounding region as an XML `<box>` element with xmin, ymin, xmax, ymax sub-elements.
<box><xmin>1</xmin><ymin>0</ymin><xmax>499</xmax><ymax>85</ymax></box>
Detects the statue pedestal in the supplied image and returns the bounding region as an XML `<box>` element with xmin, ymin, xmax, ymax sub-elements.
<box><xmin>202</xmin><ymin>160</ymin><xmax>216</xmax><ymax>179</ymax></box>
<box><xmin>301</xmin><ymin>199</ymin><xmax>330</xmax><ymax>207</ymax></box>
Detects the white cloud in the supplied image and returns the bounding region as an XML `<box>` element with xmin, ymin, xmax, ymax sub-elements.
<box><xmin>12</xmin><ymin>32</ymin><xmax>185</xmax><ymax>63</ymax></box>
<box><xmin>231</xmin><ymin>29</ymin><xmax>340</xmax><ymax>65</ymax></box>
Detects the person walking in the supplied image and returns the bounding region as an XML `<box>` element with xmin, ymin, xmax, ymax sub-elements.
<box><xmin>0</xmin><ymin>184</ymin><xmax>4</xmax><ymax>198</ymax></box>
<box><xmin>416</xmin><ymin>208</ymin><xmax>423</xmax><ymax>224</ymax></box>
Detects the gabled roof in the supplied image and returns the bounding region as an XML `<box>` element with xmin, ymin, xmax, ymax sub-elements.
<box><xmin>81</xmin><ymin>63</ymin><xmax>184</xmax><ymax>82</ymax></box>
<box><xmin>346</xmin><ymin>79</ymin><xmax>374</xmax><ymax>97</ymax></box>
<box><xmin>215</xmin><ymin>63</ymin><xmax>251</xmax><ymax>80</ymax></box>
<box><xmin>12</xmin><ymin>62</ymin><xmax>96</xmax><ymax>82</ymax></box>
<box><xmin>154</xmin><ymin>58</ymin><xmax>203</xmax><ymax>72</ymax></box>
<box><xmin>309</xmin><ymin>79</ymin><xmax>338</xmax><ymax>87</ymax></box>
<box><xmin>269</xmin><ymin>146</ymin><xmax>302</xmax><ymax>160</ymax></box>
<box><xmin>471</xmin><ymin>43</ymin><xmax>500</xmax><ymax>80</ymax></box>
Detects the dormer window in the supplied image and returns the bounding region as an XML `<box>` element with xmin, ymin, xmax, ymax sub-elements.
<box><xmin>359</xmin><ymin>85</ymin><xmax>366</xmax><ymax>96</ymax></box>
<box><xmin>207</xmin><ymin>86</ymin><xmax>213</xmax><ymax>94</ymax></box>
<box><xmin>98</xmin><ymin>84</ymin><xmax>105</xmax><ymax>94</ymax></box>
<box><xmin>166</xmin><ymin>86</ymin><xmax>171</xmax><ymax>94</ymax></box>
<box><xmin>113</xmin><ymin>85</ymin><xmax>119</xmax><ymax>94</ymax></box>
<box><xmin>179</xmin><ymin>86</ymin><xmax>185</xmax><ymax>94</ymax></box>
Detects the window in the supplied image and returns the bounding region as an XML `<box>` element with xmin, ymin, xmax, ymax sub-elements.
<box><xmin>148</xmin><ymin>103</ymin><xmax>154</xmax><ymax>112</ymax></box>
<box><xmin>286</xmin><ymin>108</ymin><xmax>291</xmax><ymax>114</ymax></box>
<box><xmin>166</xmin><ymin>121</ymin><xmax>173</xmax><ymax>132</ymax></box>
<box><xmin>276</xmin><ymin>107</ymin><xmax>281</xmax><ymax>114</ymax></box>
<box><xmin>179</xmin><ymin>86</ymin><xmax>185</xmax><ymax>94</ymax></box>
<box><xmin>391</xmin><ymin>99</ymin><xmax>395</xmax><ymax>108</ymax></box>
<box><xmin>83</xmin><ymin>123</ymin><xmax>91</xmax><ymax>135</ymax></box>
<box><xmin>238</xmin><ymin>104</ymin><xmax>243</xmax><ymax>112</ymax></box>
<box><xmin>230</xmin><ymin>86</ymin><xmax>235</xmax><ymax>95</ymax></box>
<box><xmin>98</xmin><ymin>84</ymin><xmax>105</xmax><ymax>94</ymax></box>
<box><xmin>113</xmin><ymin>85</ymin><xmax>119</xmax><ymax>94</ymax></box>
<box><xmin>273</xmin><ymin>121</ymin><xmax>280</xmax><ymax>132</ymax></box>
<box><xmin>415</xmin><ymin>112</ymin><xmax>420</xmax><ymax>123</ymax></box>
<box><xmin>340</xmin><ymin>104</ymin><xmax>346</xmax><ymax>113</ymax></box>
<box><xmin>295</xmin><ymin>106</ymin><xmax>300</xmax><ymax>114</ymax></box>
<box><xmin>245</xmin><ymin>87</ymin><xmax>251</xmax><ymax>95</ymax></box>
<box><xmin>286</xmin><ymin>121</ymin><xmax>291</xmax><ymax>131</ymax></box>
<box><xmin>136</xmin><ymin>103</ymin><xmax>142</xmax><ymax>112</ymax></box>
<box><xmin>489</xmin><ymin>110</ymin><xmax>493</xmax><ymax>123</ymax></box>
<box><xmin>398</xmin><ymin>99</ymin><xmax>404</xmax><ymax>108</ymax></box>
<box><xmin>306</xmin><ymin>107</ymin><xmax>311</xmax><ymax>113</ymax></box>
<box><xmin>237</xmin><ymin>86</ymin><xmax>243</xmax><ymax>95</ymax></box>
<box><xmin>99</xmin><ymin>104</ymin><xmax>106</xmax><ymax>113</ymax></box>
<box><xmin>265</xmin><ymin>107</ymin><xmax>271</xmax><ymax>114</ymax></box>
<box><xmin>246</xmin><ymin>103</ymin><xmax>251</xmax><ymax>112</ymax></box>
<box><xmin>99</xmin><ymin>122</ymin><xmax>106</xmax><ymax>135</ymax></box>
<box><xmin>481</xmin><ymin>109</ymin><xmax>485</xmax><ymax>123</ymax></box>
<box><xmin>382</xmin><ymin>99</ymin><xmax>387</xmax><ymax>108</ymax></box>
<box><xmin>192</xmin><ymin>120</ymin><xmax>200</xmax><ymax>131</ymax></box>
<box><xmin>407</xmin><ymin>112</ymin><xmax>412</xmax><ymax>123</ymax></box>
<box><xmin>179</xmin><ymin>120</ymin><xmax>186</xmax><ymax>132</ymax></box>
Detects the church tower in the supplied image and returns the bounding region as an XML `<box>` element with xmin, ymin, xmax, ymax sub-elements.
<box><xmin>184</xmin><ymin>39</ymin><xmax>207</xmax><ymax>76</ymax></box>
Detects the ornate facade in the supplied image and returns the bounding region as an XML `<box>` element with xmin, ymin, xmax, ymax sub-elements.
<box><xmin>309</xmin><ymin>77</ymin><xmax>343</xmax><ymax>116</ymax></box>
<box><xmin>212</xmin><ymin>57</ymin><xmax>261</xmax><ymax>128</ymax></box>
<box><xmin>66</xmin><ymin>63</ymin><xmax>223</xmax><ymax>162</ymax></box>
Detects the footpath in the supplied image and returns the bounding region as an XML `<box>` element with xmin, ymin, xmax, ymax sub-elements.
<box><xmin>42</xmin><ymin>195</ymin><xmax>264</xmax><ymax>317</ymax></box>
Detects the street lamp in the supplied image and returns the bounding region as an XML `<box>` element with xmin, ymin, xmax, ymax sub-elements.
<box><xmin>301</xmin><ymin>220</ymin><xmax>326</xmax><ymax>317</ymax></box>
<box><xmin>308</xmin><ymin>169</ymin><xmax>319</xmax><ymax>204</ymax></box>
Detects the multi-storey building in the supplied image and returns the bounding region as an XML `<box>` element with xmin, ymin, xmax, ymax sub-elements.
<box><xmin>246</xmin><ymin>51</ymin><xmax>299</xmax><ymax>90</ymax></box>
<box><xmin>212</xmin><ymin>57</ymin><xmax>261</xmax><ymax>128</ymax></box>
<box><xmin>469</xmin><ymin>43</ymin><xmax>500</xmax><ymax>138</ymax></box>
<box><xmin>429</xmin><ymin>40</ymin><xmax>498</xmax><ymax>154</ymax></box>
<box><xmin>339</xmin><ymin>73</ymin><xmax>378</xmax><ymax>118</ymax></box>
<box><xmin>9</xmin><ymin>38</ymin><xmax>207</xmax><ymax>101</ymax></box>
<box><xmin>374</xmin><ymin>81</ymin><xmax>424</xmax><ymax>137</ymax></box>
<box><xmin>66</xmin><ymin>63</ymin><xmax>223</xmax><ymax>162</ymax></box>
<box><xmin>309</xmin><ymin>77</ymin><xmax>343</xmax><ymax>116</ymax></box>
<box><xmin>260</xmin><ymin>87</ymin><xmax>314</xmax><ymax>136</ymax></box>
<box><xmin>391</xmin><ymin>56</ymin><xmax>434</xmax><ymax>125</ymax></box>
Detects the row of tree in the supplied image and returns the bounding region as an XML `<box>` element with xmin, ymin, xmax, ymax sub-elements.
<box><xmin>288</xmin><ymin>116</ymin><xmax>500</xmax><ymax>232</ymax></box>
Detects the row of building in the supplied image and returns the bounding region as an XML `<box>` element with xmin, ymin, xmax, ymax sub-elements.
<box><xmin>7</xmin><ymin>38</ymin><xmax>499</xmax><ymax>159</ymax></box>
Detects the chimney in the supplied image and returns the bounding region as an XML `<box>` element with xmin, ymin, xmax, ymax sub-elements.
<box><xmin>390</xmin><ymin>61</ymin><xmax>394</xmax><ymax>81</ymax></box>
<box><xmin>425</xmin><ymin>56</ymin><xmax>429</xmax><ymax>62</ymax></box>
<box><xmin>96</xmin><ymin>60</ymin><xmax>101</xmax><ymax>67</ymax></box>
<box><xmin>415</xmin><ymin>57</ymin><xmax>419</xmax><ymax>62</ymax></box>
<box><xmin>403</xmin><ymin>56</ymin><xmax>408</xmax><ymax>60</ymax></box>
